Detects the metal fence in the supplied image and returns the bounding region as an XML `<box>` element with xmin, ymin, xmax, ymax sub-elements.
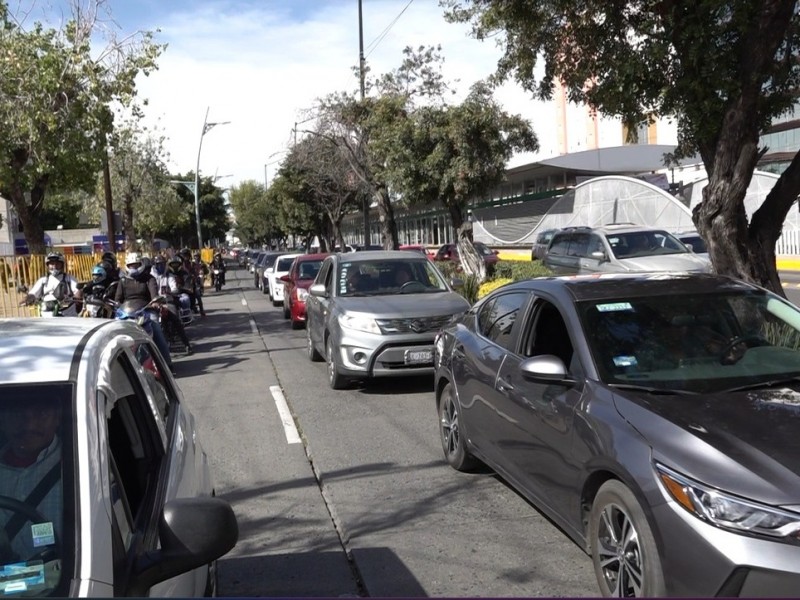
<box><xmin>0</xmin><ymin>249</ymin><xmax>214</xmax><ymax>318</ymax></box>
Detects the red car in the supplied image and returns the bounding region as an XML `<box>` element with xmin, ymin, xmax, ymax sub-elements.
<box><xmin>280</xmin><ymin>253</ymin><xmax>327</xmax><ymax>329</ymax></box>
<box><xmin>398</xmin><ymin>244</ymin><xmax>434</xmax><ymax>259</ymax></box>
<box><xmin>434</xmin><ymin>242</ymin><xmax>499</xmax><ymax>274</ymax></box>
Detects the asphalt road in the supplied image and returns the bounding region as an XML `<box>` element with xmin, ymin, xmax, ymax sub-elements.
<box><xmin>174</xmin><ymin>265</ymin><xmax>598</xmax><ymax>598</ymax></box>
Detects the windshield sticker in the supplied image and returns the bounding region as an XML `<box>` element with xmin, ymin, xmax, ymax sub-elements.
<box><xmin>31</xmin><ymin>523</ymin><xmax>55</xmax><ymax>548</ymax></box>
<box><xmin>613</xmin><ymin>355</ymin><xmax>638</xmax><ymax>367</ymax></box>
<box><xmin>0</xmin><ymin>562</ymin><xmax>45</xmax><ymax>594</ymax></box>
<box><xmin>597</xmin><ymin>302</ymin><xmax>634</xmax><ymax>312</ymax></box>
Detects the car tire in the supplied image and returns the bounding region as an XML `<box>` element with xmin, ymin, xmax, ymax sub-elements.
<box><xmin>326</xmin><ymin>336</ymin><xmax>349</xmax><ymax>390</ymax></box>
<box><xmin>589</xmin><ymin>480</ymin><xmax>666</xmax><ymax>597</ymax></box>
<box><xmin>261</xmin><ymin>279</ymin><xmax>268</xmax><ymax>294</ymax></box>
<box><xmin>272</xmin><ymin>296</ymin><xmax>281</xmax><ymax>307</ymax></box>
<box><xmin>438</xmin><ymin>382</ymin><xmax>479</xmax><ymax>471</ymax></box>
<box><xmin>307</xmin><ymin>326</ymin><xmax>322</xmax><ymax>362</ymax></box>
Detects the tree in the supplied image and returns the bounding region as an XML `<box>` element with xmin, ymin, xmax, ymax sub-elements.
<box><xmin>284</xmin><ymin>134</ymin><xmax>365</xmax><ymax>251</ymax></box>
<box><xmin>228</xmin><ymin>180</ymin><xmax>282</xmax><ymax>246</ymax></box>
<box><xmin>443</xmin><ymin>0</ymin><xmax>800</xmax><ymax>295</ymax></box>
<box><xmin>269</xmin><ymin>169</ymin><xmax>322</xmax><ymax>249</ymax></box>
<box><xmin>388</xmin><ymin>81</ymin><xmax>538</xmax><ymax>235</ymax></box>
<box><xmin>168</xmin><ymin>174</ymin><xmax>230</xmax><ymax>249</ymax></box>
<box><xmin>40</xmin><ymin>191</ymin><xmax>86</xmax><ymax>230</ymax></box>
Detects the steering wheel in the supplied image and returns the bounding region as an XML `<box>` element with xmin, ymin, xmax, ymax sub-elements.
<box><xmin>0</xmin><ymin>495</ymin><xmax>56</xmax><ymax>563</ymax></box>
<box><xmin>400</xmin><ymin>281</ymin><xmax>426</xmax><ymax>293</ymax></box>
<box><xmin>718</xmin><ymin>334</ymin><xmax>770</xmax><ymax>364</ymax></box>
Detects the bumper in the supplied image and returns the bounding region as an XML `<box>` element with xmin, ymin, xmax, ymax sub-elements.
<box><xmin>273</xmin><ymin>284</ymin><xmax>284</xmax><ymax>302</ymax></box>
<box><xmin>334</xmin><ymin>329</ymin><xmax>437</xmax><ymax>379</ymax></box>
<box><xmin>653</xmin><ymin>495</ymin><xmax>800</xmax><ymax>596</ymax></box>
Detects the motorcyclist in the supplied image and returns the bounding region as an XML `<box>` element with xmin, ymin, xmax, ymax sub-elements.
<box><xmin>152</xmin><ymin>255</ymin><xmax>193</xmax><ymax>354</ymax></box>
<box><xmin>167</xmin><ymin>256</ymin><xmax>194</xmax><ymax>317</ymax></box>
<box><xmin>211</xmin><ymin>251</ymin><xmax>226</xmax><ymax>288</ymax></box>
<box><xmin>74</xmin><ymin>264</ymin><xmax>116</xmax><ymax>317</ymax></box>
<box><xmin>190</xmin><ymin>252</ymin><xmax>208</xmax><ymax>317</ymax></box>
<box><xmin>23</xmin><ymin>253</ymin><xmax>80</xmax><ymax>314</ymax></box>
<box><xmin>114</xmin><ymin>252</ymin><xmax>175</xmax><ymax>372</ymax></box>
<box><xmin>100</xmin><ymin>251</ymin><xmax>121</xmax><ymax>282</ymax></box>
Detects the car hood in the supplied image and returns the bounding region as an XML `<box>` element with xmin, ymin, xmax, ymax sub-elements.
<box><xmin>615</xmin><ymin>253</ymin><xmax>710</xmax><ymax>272</ymax></box>
<box><xmin>613</xmin><ymin>386</ymin><xmax>800</xmax><ymax>505</ymax></box>
<box><xmin>336</xmin><ymin>292</ymin><xmax>469</xmax><ymax>318</ymax></box>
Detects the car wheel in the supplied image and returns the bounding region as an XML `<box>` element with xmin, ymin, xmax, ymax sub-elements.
<box><xmin>261</xmin><ymin>279</ymin><xmax>268</xmax><ymax>294</ymax></box>
<box><xmin>589</xmin><ymin>480</ymin><xmax>666</xmax><ymax>597</ymax></box>
<box><xmin>438</xmin><ymin>383</ymin><xmax>478</xmax><ymax>471</ymax></box>
<box><xmin>307</xmin><ymin>326</ymin><xmax>322</xmax><ymax>362</ymax></box>
<box><xmin>326</xmin><ymin>336</ymin><xmax>349</xmax><ymax>389</ymax></box>
<box><xmin>272</xmin><ymin>296</ymin><xmax>281</xmax><ymax>307</ymax></box>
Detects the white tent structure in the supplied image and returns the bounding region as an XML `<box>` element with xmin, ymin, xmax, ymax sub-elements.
<box><xmin>497</xmin><ymin>172</ymin><xmax>800</xmax><ymax>256</ymax></box>
<box><xmin>527</xmin><ymin>175</ymin><xmax>696</xmax><ymax>233</ymax></box>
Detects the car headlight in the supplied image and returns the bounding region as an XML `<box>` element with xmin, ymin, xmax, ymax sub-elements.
<box><xmin>339</xmin><ymin>313</ymin><xmax>381</xmax><ymax>334</ymax></box>
<box><xmin>656</xmin><ymin>463</ymin><xmax>800</xmax><ymax>539</ymax></box>
<box><xmin>297</xmin><ymin>288</ymin><xmax>308</xmax><ymax>301</ymax></box>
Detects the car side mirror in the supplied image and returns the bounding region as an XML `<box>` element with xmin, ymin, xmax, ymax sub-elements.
<box><xmin>129</xmin><ymin>497</ymin><xmax>238</xmax><ymax>596</ymax></box>
<box><xmin>309</xmin><ymin>282</ymin><xmax>328</xmax><ymax>298</ymax></box>
<box><xmin>519</xmin><ymin>355</ymin><xmax>576</xmax><ymax>386</ymax></box>
<box><xmin>590</xmin><ymin>250</ymin><xmax>607</xmax><ymax>261</ymax></box>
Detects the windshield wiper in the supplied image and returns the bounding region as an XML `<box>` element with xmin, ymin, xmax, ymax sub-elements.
<box><xmin>609</xmin><ymin>383</ymin><xmax>698</xmax><ymax>396</ymax></box>
<box><xmin>722</xmin><ymin>376</ymin><xmax>800</xmax><ymax>393</ymax></box>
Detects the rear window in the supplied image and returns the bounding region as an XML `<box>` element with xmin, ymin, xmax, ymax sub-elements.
<box><xmin>277</xmin><ymin>257</ymin><xmax>296</xmax><ymax>271</ymax></box>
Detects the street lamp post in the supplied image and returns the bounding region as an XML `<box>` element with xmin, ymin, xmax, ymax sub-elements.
<box><xmin>195</xmin><ymin>107</ymin><xmax>230</xmax><ymax>249</ymax></box>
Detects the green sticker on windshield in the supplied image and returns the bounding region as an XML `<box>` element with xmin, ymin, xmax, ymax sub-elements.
<box><xmin>597</xmin><ymin>302</ymin><xmax>634</xmax><ymax>312</ymax></box>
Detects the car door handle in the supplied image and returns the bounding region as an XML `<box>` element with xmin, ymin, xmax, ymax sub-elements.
<box><xmin>497</xmin><ymin>377</ymin><xmax>514</xmax><ymax>392</ymax></box>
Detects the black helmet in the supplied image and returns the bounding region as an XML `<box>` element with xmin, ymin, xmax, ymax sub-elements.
<box><xmin>179</xmin><ymin>248</ymin><xmax>191</xmax><ymax>259</ymax></box>
<box><xmin>168</xmin><ymin>256</ymin><xmax>182</xmax><ymax>266</ymax></box>
<box><xmin>153</xmin><ymin>255</ymin><xmax>166</xmax><ymax>265</ymax></box>
<box><xmin>101</xmin><ymin>251</ymin><xmax>117</xmax><ymax>268</ymax></box>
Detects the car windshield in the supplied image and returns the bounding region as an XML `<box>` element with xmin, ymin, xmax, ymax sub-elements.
<box><xmin>276</xmin><ymin>257</ymin><xmax>296</xmax><ymax>271</ymax></box>
<box><xmin>580</xmin><ymin>289</ymin><xmax>800</xmax><ymax>394</ymax></box>
<box><xmin>606</xmin><ymin>230</ymin><xmax>690</xmax><ymax>259</ymax></box>
<box><xmin>338</xmin><ymin>259</ymin><xmax>449</xmax><ymax>296</ymax></box>
<box><xmin>0</xmin><ymin>383</ymin><xmax>73</xmax><ymax>597</ymax></box>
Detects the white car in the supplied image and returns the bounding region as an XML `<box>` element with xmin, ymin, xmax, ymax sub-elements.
<box><xmin>267</xmin><ymin>253</ymin><xmax>301</xmax><ymax>307</ymax></box>
<box><xmin>0</xmin><ymin>318</ymin><xmax>237</xmax><ymax>597</ymax></box>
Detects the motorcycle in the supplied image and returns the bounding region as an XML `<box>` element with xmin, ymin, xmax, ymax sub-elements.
<box><xmin>79</xmin><ymin>282</ymin><xmax>119</xmax><ymax>319</ymax></box>
<box><xmin>211</xmin><ymin>267</ymin><xmax>224</xmax><ymax>291</ymax></box>
<box><xmin>36</xmin><ymin>292</ymin><xmax>74</xmax><ymax>317</ymax></box>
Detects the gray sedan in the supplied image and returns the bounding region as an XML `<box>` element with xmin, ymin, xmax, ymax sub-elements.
<box><xmin>305</xmin><ymin>251</ymin><xmax>470</xmax><ymax>389</ymax></box>
<box><xmin>434</xmin><ymin>273</ymin><xmax>800</xmax><ymax>597</ymax></box>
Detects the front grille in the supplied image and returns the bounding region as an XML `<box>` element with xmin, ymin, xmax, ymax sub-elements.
<box><xmin>376</xmin><ymin>315</ymin><xmax>452</xmax><ymax>334</ymax></box>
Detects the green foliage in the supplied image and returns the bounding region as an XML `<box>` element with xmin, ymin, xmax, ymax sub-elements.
<box><xmin>41</xmin><ymin>191</ymin><xmax>85</xmax><ymax>229</ymax></box>
<box><xmin>459</xmin><ymin>273</ymin><xmax>481</xmax><ymax>304</ymax></box>
<box><xmin>494</xmin><ymin>260</ymin><xmax>553</xmax><ymax>281</ymax></box>
<box><xmin>0</xmin><ymin>1</ymin><xmax>163</xmax><ymax>252</ymax></box>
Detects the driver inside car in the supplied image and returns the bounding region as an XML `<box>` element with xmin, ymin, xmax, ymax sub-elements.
<box><xmin>0</xmin><ymin>397</ymin><xmax>62</xmax><ymax>563</ymax></box>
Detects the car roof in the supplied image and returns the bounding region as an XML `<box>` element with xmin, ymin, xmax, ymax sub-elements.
<box><xmin>294</xmin><ymin>253</ymin><xmax>328</xmax><ymax>262</ymax></box>
<box><xmin>497</xmin><ymin>273</ymin><xmax>761</xmax><ymax>303</ymax></box>
<box><xmin>335</xmin><ymin>250</ymin><xmax>433</xmax><ymax>263</ymax></box>
<box><xmin>556</xmin><ymin>224</ymin><xmax>669</xmax><ymax>236</ymax></box>
<box><xmin>0</xmin><ymin>318</ymin><xmax>145</xmax><ymax>384</ymax></box>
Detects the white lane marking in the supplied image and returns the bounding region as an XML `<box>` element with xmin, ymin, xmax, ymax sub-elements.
<box><xmin>241</xmin><ymin>298</ymin><xmax>248</xmax><ymax>306</ymax></box>
<box><xmin>270</xmin><ymin>385</ymin><xmax>301</xmax><ymax>444</ymax></box>
<box><xmin>249</xmin><ymin>319</ymin><xmax>258</xmax><ymax>334</ymax></box>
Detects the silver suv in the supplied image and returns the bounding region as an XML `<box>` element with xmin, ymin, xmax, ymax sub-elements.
<box><xmin>544</xmin><ymin>224</ymin><xmax>711</xmax><ymax>275</ymax></box>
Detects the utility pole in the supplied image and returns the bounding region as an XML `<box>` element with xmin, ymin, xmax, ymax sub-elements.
<box><xmin>358</xmin><ymin>0</ymin><xmax>370</xmax><ymax>247</ymax></box>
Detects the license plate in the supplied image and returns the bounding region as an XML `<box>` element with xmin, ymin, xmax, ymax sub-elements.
<box><xmin>405</xmin><ymin>349</ymin><xmax>433</xmax><ymax>365</ymax></box>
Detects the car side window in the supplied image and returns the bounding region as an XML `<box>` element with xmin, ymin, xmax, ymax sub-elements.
<box><xmin>478</xmin><ymin>292</ymin><xmax>528</xmax><ymax>349</ymax></box>
<box><xmin>103</xmin><ymin>353</ymin><xmax>166</xmax><ymax>577</ymax></box>
<box><xmin>523</xmin><ymin>300</ymin><xmax>575</xmax><ymax>370</ymax></box>
<box><xmin>568</xmin><ymin>233</ymin><xmax>590</xmax><ymax>257</ymax></box>
<box><xmin>548</xmin><ymin>234</ymin><xmax>570</xmax><ymax>257</ymax></box>
<box><xmin>477</xmin><ymin>298</ymin><xmax>496</xmax><ymax>336</ymax></box>
<box><xmin>131</xmin><ymin>341</ymin><xmax>173</xmax><ymax>427</ymax></box>
<box><xmin>588</xmin><ymin>234</ymin><xmax>605</xmax><ymax>256</ymax></box>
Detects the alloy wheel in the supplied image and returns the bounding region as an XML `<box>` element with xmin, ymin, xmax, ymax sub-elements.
<box><xmin>595</xmin><ymin>502</ymin><xmax>644</xmax><ymax>596</ymax></box>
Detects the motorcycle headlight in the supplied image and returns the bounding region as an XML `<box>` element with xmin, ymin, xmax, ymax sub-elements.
<box><xmin>656</xmin><ymin>463</ymin><xmax>800</xmax><ymax>539</ymax></box>
<box><xmin>339</xmin><ymin>313</ymin><xmax>381</xmax><ymax>334</ymax></box>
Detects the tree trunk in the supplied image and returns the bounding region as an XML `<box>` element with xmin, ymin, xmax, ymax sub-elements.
<box><xmin>374</xmin><ymin>183</ymin><xmax>398</xmax><ymax>249</ymax></box>
<box><xmin>11</xmin><ymin>180</ymin><xmax>48</xmax><ymax>254</ymax></box>
<box><xmin>122</xmin><ymin>193</ymin><xmax>136</xmax><ymax>250</ymax></box>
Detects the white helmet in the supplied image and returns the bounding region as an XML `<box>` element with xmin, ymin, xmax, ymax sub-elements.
<box><xmin>125</xmin><ymin>252</ymin><xmax>141</xmax><ymax>266</ymax></box>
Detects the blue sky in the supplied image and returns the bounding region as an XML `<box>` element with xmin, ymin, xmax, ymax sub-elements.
<box><xmin>14</xmin><ymin>0</ymin><xmax>554</xmax><ymax>188</ymax></box>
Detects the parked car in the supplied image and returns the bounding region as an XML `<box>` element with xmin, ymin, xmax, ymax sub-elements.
<box><xmin>252</xmin><ymin>251</ymin><xmax>273</xmax><ymax>288</ymax></box>
<box><xmin>266</xmin><ymin>253</ymin><xmax>302</xmax><ymax>307</ymax></box>
<box><xmin>248</xmin><ymin>251</ymin><xmax>265</xmax><ymax>277</ymax></box>
<box><xmin>676</xmin><ymin>230</ymin><xmax>710</xmax><ymax>259</ymax></box>
<box><xmin>434</xmin><ymin>272</ymin><xmax>800</xmax><ymax>596</ymax></box>
<box><xmin>280</xmin><ymin>253</ymin><xmax>328</xmax><ymax>329</ymax></box>
<box><xmin>530</xmin><ymin>228</ymin><xmax>559</xmax><ymax>260</ymax></box>
<box><xmin>398</xmin><ymin>244</ymin><xmax>434</xmax><ymax>259</ymax></box>
<box><xmin>306</xmin><ymin>250</ymin><xmax>470</xmax><ymax>389</ymax></box>
<box><xmin>255</xmin><ymin>250</ymin><xmax>281</xmax><ymax>294</ymax></box>
<box><xmin>0</xmin><ymin>317</ymin><xmax>237</xmax><ymax>596</ymax></box>
<box><xmin>544</xmin><ymin>224</ymin><xmax>711</xmax><ymax>275</ymax></box>
<box><xmin>434</xmin><ymin>242</ymin><xmax>499</xmax><ymax>274</ymax></box>
<box><xmin>259</xmin><ymin>252</ymin><xmax>282</xmax><ymax>296</ymax></box>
